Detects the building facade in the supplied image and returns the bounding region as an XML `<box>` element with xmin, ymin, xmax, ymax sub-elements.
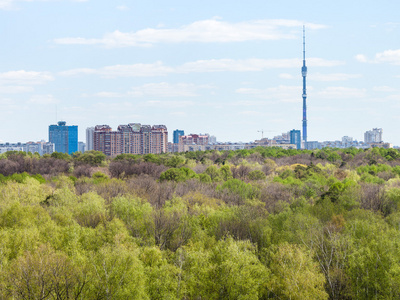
<box><xmin>49</xmin><ymin>121</ymin><xmax>78</xmax><ymax>154</ymax></box>
<box><xmin>93</xmin><ymin>123</ymin><xmax>168</xmax><ymax>156</ymax></box>
<box><xmin>86</xmin><ymin>127</ymin><xmax>95</xmax><ymax>151</ymax></box>
<box><xmin>289</xmin><ymin>129</ymin><xmax>301</xmax><ymax>150</ymax></box>
<box><xmin>173</xmin><ymin>130</ymin><xmax>184</xmax><ymax>144</ymax></box>
<box><xmin>78</xmin><ymin>142</ymin><xmax>86</xmax><ymax>153</ymax></box>
<box><xmin>364</xmin><ymin>128</ymin><xmax>383</xmax><ymax>144</ymax></box>
<box><xmin>178</xmin><ymin>134</ymin><xmax>209</xmax><ymax>152</ymax></box>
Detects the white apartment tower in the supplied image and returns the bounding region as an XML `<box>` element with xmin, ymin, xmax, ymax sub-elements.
<box><xmin>86</xmin><ymin>127</ymin><xmax>95</xmax><ymax>151</ymax></box>
<box><xmin>364</xmin><ymin>128</ymin><xmax>383</xmax><ymax>144</ymax></box>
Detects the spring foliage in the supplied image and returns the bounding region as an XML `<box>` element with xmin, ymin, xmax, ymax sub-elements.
<box><xmin>0</xmin><ymin>147</ymin><xmax>400</xmax><ymax>299</ymax></box>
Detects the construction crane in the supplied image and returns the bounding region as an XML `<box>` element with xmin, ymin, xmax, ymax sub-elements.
<box><xmin>258</xmin><ymin>130</ymin><xmax>275</xmax><ymax>139</ymax></box>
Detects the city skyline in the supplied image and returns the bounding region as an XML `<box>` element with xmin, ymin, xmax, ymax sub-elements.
<box><xmin>0</xmin><ymin>1</ymin><xmax>399</xmax><ymax>145</ymax></box>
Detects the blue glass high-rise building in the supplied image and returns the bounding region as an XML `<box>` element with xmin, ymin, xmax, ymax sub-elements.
<box><xmin>173</xmin><ymin>129</ymin><xmax>184</xmax><ymax>144</ymax></box>
<box><xmin>290</xmin><ymin>129</ymin><xmax>301</xmax><ymax>150</ymax></box>
<box><xmin>49</xmin><ymin>121</ymin><xmax>78</xmax><ymax>154</ymax></box>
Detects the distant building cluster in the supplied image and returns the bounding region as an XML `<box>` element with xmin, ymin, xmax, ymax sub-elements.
<box><xmin>165</xmin><ymin>127</ymin><xmax>392</xmax><ymax>154</ymax></box>
<box><xmin>304</xmin><ymin>128</ymin><xmax>391</xmax><ymax>150</ymax></box>
<box><xmin>0</xmin><ymin>141</ymin><xmax>54</xmax><ymax>155</ymax></box>
<box><xmin>92</xmin><ymin>123</ymin><xmax>168</xmax><ymax>156</ymax></box>
<box><xmin>170</xmin><ymin>130</ymin><xmax>221</xmax><ymax>152</ymax></box>
<box><xmin>0</xmin><ymin>121</ymin><xmax>393</xmax><ymax>158</ymax></box>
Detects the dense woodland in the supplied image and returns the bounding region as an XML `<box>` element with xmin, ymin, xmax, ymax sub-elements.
<box><xmin>0</xmin><ymin>147</ymin><xmax>400</xmax><ymax>299</ymax></box>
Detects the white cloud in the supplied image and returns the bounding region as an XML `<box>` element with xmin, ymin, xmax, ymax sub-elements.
<box><xmin>238</xmin><ymin>111</ymin><xmax>265</xmax><ymax>116</ymax></box>
<box><xmin>0</xmin><ymin>0</ymin><xmax>87</xmax><ymax>10</ymax></box>
<box><xmin>181</xmin><ymin>58</ymin><xmax>343</xmax><ymax>72</ymax></box>
<box><xmin>179</xmin><ymin>58</ymin><xmax>299</xmax><ymax>72</ymax></box>
<box><xmin>54</xmin><ymin>18</ymin><xmax>327</xmax><ymax>47</ymax></box>
<box><xmin>373</xmin><ymin>86</ymin><xmax>397</xmax><ymax>92</ymax></box>
<box><xmin>0</xmin><ymin>0</ymin><xmax>13</xmax><ymax>9</ymax></box>
<box><xmin>0</xmin><ymin>70</ymin><xmax>53</xmax><ymax>85</ymax></box>
<box><xmin>0</xmin><ymin>86</ymin><xmax>33</xmax><ymax>93</ymax></box>
<box><xmin>375</xmin><ymin>49</ymin><xmax>400</xmax><ymax>65</ymax></box>
<box><xmin>356</xmin><ymin>49</ymin><xmax>400</xmax><ymax>65</ymax></box>
<box><xmin>28</xmin><ymin>94</ymin><xmax>59</xmax><ymax>104</ymax></box>
<box><xmin>0</xmin><ymin>70</ymin><xmax>53</xmax><ymax>93</ymax></box>
<box><xmin>316</xmin><ymin>87</ymin><xmax>367</xmax><ymax>99</ymax></box>
<box><xmin>116</xmin><ymin>5</ymin><xmax>128</xmax><ymax>11</ymax></box>
<box><xmin>236</xmin><ymin>85</ymin><xmax>301</xmax><ymax>103</ymax></box>
<box><xmin>279</xmin><ymin>73</ymin><xmax>294</xmax><ymax>79</ymax></box>
<box><xmin>307</xmin><ymin>58</ymin><xmax>345</xmax><ymax>67</ymax></box>
<box><xmin>94</xmin><ymin>82</ymin><xmax>212</xmax><ymax>98</ymax></box>
<box><xmin>169</xmin><ymin>112</ymin><xmax>187</xmax><ymax>117</ymax></box>
<box><xmin>128</xmin><ymin>82</ymin><xmax>209</xmax><ymax>97</ymax></box>
<box><xmin>61</xmin><ymin>58</ymin><xmax>343</xmax><ymax>78</ymax></box>
<box><xmin>142</xmin><ymin>100</ymin><xmax>195</xmax><ymax>108</ymax></box>
<box><xmin>92</xmin><ymin>92</ymin><xmax>124</xmax><ymax>98</ymax></box>
<box><xmin>309</xmin><ymin>73</ymin><xmax>361</xmax><ymax>81</ymax></box>
<box><xmin>0</xmin><ymin>97</ymin><xmax>28</xmax><ymax>114</ymax></box>
<box><xmin>60</xmin><ymin>62</ymin><xmax>174</xmax><ymax>77</ymax></box>
<box><xmin>355</xmin><ymin>54</ymin><xmax>368</xmax><ymax>63</ymax></box>
<box><xmin>232</xmin><ymin>100</ymin><xmax>268</xmax><ymax>106</ymax></box>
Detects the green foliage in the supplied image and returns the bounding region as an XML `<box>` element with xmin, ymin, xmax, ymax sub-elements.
<box><xmin>143</xmin><ymin>153</ymin><xmax>161</xmax><ymax>164</ymax></box>
<box><xmin>75</xmin><ymin>150</ymin><xmax>107</xmax><ymax>166</ymax></box>
<box><xmin>248</xmin><ymin>169</ymin><xmax>267</xmax><ymax>180</ymax></box>
<box><xmin>204</xmin><ymin>165</ymin><xmax>222</xmax><ymax>182</ymax></box>
<box><xmin>267</xmin><ymin>243</ymin><xmax>328</xmax><ymax>300</ymax></box>
<box><xmin>111</xmin><ymin>196</ymin><xmax>153</xmax><ymax>245</ymax></box>
<box><xmin>1</xmin><ymin>147</ymin><xmax>400</xmax><ymax>298</ymax></box>
<box><xmin>198</xmin><ymin>173</ymin><xmax>212</xmax><ymax>183</ymax></box>
<box><xmin>88</xmin><ymin>244</ymin><xmax>147</xmax><ymax>299</ymax></box>
<box><xmin>51</xmin><ymin>151</ymin><xmax>71</xmax><ymax>160</ymax></box>
<box><xmin>165</xmin><ymin>155</ymin><xmax>186</xmax><ymax>168</ymax></box>
<box><xmin>217</xmin><ymin>179</ymin><xmax>260</xmax><ymax>201</ymax></box>
<box><xmin>73</xmin><ymin>192</ymin><xmax>106</xmax><ymax>228</ymax></box>
<box><xmin>113</xmin><ymin>153</ymin><xmax>138</xmax><ymax>162</ymax></box>
<box><xmin>219</xmin><ymin>165</ymin><xmax>233</xmax><ymax>180</ymax></box>
<box><xmin>159</xmin><ymin>167</ymin><xmax>198</xmax><ymax>182</ymax></box>
<box><xmin>92</xmin><ymin>171</ymin><xmax>109</xmax><ymax>184</ymax></box>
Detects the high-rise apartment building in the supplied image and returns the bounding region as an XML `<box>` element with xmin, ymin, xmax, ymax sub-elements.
<box><xmin>289</xmin><ymin>129</ymin><xmax>301</xmax><ymax>150</ymax></box>
<box><xmin>208</xmin><ymin>135</ymin><xmax>217</xmax><ymax>144</ymax></box>
<box><xmin>49</xmin><ymin>121</ymin><xmax>78</xmax><ymax>154</ymax></box>
<box><xmin>173</xmin><ymin>130</ymin><xmax>185</xmax><ymax>144</ymax></box>
<box><xmin>178</xmin><ymin>134</ymin><xmax>209</xmax><ymax>152</ymax></box>
<box><xmin>93</xmin><ymin>123</ymin><xmax>168</xmax><ymax>156</ymax></box>
<box><xmin>179</xmin><ymin>134</ymin><xmax>209</xmax><ymax>146</ymax></box>
<box><xmin>86</xmin><ymin>127</ymin><xmax>95</xmax><ymax>151</ymax></box>
<box><xmin>364</xmin><ymin>128</ymin><xmax>383</xmax><ymax>144</ymax></box>
<box><xmin>78</xmin><ymin>142</ymin><xmax>86</xmax><ymax>153</ymax></box>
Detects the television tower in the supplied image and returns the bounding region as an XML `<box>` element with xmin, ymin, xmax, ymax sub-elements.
<box><xmin>301</xmin><ymin>26</ymin><xmax>307</xmax><ymax>143</ymax></box>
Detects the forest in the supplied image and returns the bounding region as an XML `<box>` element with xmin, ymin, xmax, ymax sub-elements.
<box><xmin>0</xmin><ymin>146</ymin><xmax>400</xmax><ymax>299</ymax></box>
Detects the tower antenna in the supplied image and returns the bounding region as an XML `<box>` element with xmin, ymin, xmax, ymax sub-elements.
<box><xmin>301</xmin><ymin>25</ymin><xmax>308</xmax><ymax>144</ymax></box>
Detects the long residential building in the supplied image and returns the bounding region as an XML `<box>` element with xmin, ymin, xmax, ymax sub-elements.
<box><xmin>93</xmin><ymin>123</ymin><xmax>168</xmax><ymax>156</ymax></box>
<box><xmin>178</xmin><ymin>134</ymin><xmax>209</xmax><ymax>152</ymax></box>
<box><xmin>0</xmin><ymin>141</ymin><xmax>54</xmax><ymax>155</ymax></box>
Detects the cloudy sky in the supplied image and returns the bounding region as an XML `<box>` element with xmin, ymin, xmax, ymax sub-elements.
<box><xmin>1</xmin><ymin>0</ymin><xmax>400</xmax><ymax>145</ymax></box>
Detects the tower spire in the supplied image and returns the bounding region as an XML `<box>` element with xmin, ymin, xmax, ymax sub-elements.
<box><xmin>302</xmin><ymin>25</ymin><xmax>307</xmax><ymax>144</ymax></box>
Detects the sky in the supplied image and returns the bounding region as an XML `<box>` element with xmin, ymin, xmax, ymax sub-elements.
<box><xmin>1</xmin><ymin>0</ymin><xmax>400</xmax><ymax>145</ymax></box>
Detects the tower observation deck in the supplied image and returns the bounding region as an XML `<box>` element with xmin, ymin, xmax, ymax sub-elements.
<box><xmin>302</xmin><ymin>26</ymin><xmax>307</xmax><ymax>143</ymax></box>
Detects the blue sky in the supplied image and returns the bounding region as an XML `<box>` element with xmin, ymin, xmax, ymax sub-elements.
<box><xmin>1</xmin><ymin>0</ymin><xmax>400</xmax><ymax>145</ymax></box>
